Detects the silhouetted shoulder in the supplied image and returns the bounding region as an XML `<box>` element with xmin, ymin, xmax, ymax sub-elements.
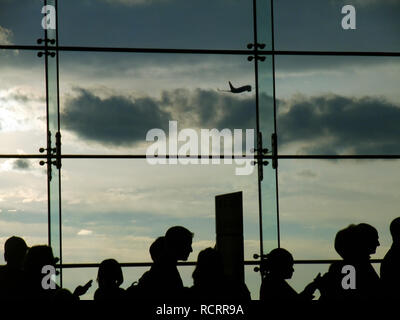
<box><xmin>260</xmin><ymin>276</ymin><xmax>297</xmax><ymax>302</ymax></box>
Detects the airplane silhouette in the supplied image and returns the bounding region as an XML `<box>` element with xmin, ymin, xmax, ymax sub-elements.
<box><xmin>218</xmin><ymin>81</ymin><xmax>252</xmax><ymax>93</ymax></box>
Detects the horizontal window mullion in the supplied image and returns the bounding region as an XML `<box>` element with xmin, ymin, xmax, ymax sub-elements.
<box><xmin>1</xmin><ymin>154</ymin><xmax>398</xmax><ymax>160</ymax></box>
<box><xmin>275</xmin><ymin>155</ymin><xmax>400</xmax><ymax>159</ymax></box>
<box><xmin>1</xmin><ymin>45</ymin><xmax>399</xmax><ymax>57</ymax></box>
<box><xmin>0</xmin><ymin>154</ymin><xmax>47</xmax><ymax>159</ymax></box>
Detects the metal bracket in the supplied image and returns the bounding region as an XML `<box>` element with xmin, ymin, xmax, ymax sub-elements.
<box><xmin>247</xmin><ymin>43</ymin><xmax>266</xmax><ymax>49</ymax></box>
<box><xmin>253</xmin><ymin>253</ymin><xmax>268</xmax><ymax>273</ymax></box>
<box><xmin>39</xmin><ymin>131</ymin><xmax>62</xmax><ymax>180</ymax></box>
<box><xmin>251</xmin><ymin>132</ymin><xmax>270</xmax><ymax>181</ymax></box>
<box><xmin>39</xmin><ymin>160</ymin><xmax>58</xmax><ymax>166</ymax></box>
<box><xmin>247</xmin><ymin>55</ymin><xmax>266</xmax><ymax>62</ymax></box>
<box><xmin>247</xmin><ymin>42</ymin><xmax>266</xmax><ymax>62</ymax></box>
<box><xmin>37</xmin><ymin>38</ymin><xmax>56</xmax><ymax>45</ymax></box>
<box><xmin>39</xmin><ymin>131</ymin><xmax>53</xmax><ymax>181</ymax></box>
<box><xmin>37</xmin><ymin>51</ymin><xmax>56</xmax><ymax>58</ymax></box>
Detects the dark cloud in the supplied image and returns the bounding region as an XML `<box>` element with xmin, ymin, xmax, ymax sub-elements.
<box><xmin>12</xmin><ymin>159</ymin><xmax>31</xmax><ymax>170</ymax></box>
<box><xmin>161</xmin><ymin>88</ymin><xmax>256</xmax><ymax>129</ymax></box>
<box><xmin>62</xmin><ymin>88</ymin><xmax>256</xmax><ymax>147</ymax></box>
<box><xmin>62</xmin><ymin>88</ymin><xmax>170</xmax><ymax>146</ymax></box>
<box><xmin>62</xmin><ymin>88</ymin><xmax>400</xmax><ymax>155</ymax></box>
<box><xmin>278</xmin><ymin>94</ymin><xmax>400</xmax><ymax>155</ymax></box>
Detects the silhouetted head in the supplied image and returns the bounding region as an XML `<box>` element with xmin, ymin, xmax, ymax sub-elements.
<box><xmin>165</xmin><ymin>226</ymin><xmax>193</xmax><ymax>261</ymax></box>
<box><xmin>334</xmin><ymin>224</ymin><xmax>357</xmax><ymax>260</ymax></box>
<box><xmin>389</xmin><ymin>217</ymin><xmax>400</xmax><ymax>242</ymax></box>
<box><xmin>150</xmin><ymin>236</ymin><xmax>165</xmax><ymax>263</ymax></box>
<box><xmin>192</xmin><ymin>247</ymin><xmax>223</xmax><ymax>286</ymax></box>
<box><xmin>261</xmin><ymin>248</ymin><xmax>294</xmax><ymax>280</ymax></box>
<box><xmin>24</xmin><ymin>245</ymin><xmax>57</xmax><ymax>279</ymax></box>
<box><xmin>356</xmin><ymin>223</ymin><xmax>379</xmax><ymax>258</ymax></box>
<box><xmin>97</xmin><ymin>259</ymin><xmax>123</xmax><ymax>289</ymax></box>
<box><xmin>4</xmin><ymin>236</ymin><xmax>28</xmax><ymax>268</ymax></box>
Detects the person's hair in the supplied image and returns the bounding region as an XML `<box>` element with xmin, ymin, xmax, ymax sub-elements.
<box><xmin>165</xmin><ymin>226</ymin><xmax>193</xmax><ymax>247</ymax></box>
<box><xmin>334</xmin><ymin>224</ymin><xmax>357</xmax><ymax>259</ymax></box>
<box><xmin>390</xmin><ymin>217</ymin><xmax>400</xmax><ymax>239</ymax></box>
<box><xmin>261</xmin><ymin>248</ymin><xmax>293</xmax><ymax>275</ymax></box>
<box><xmin>24</xmin><ymin>245</ymin><xmax>57</xmax><ymax>275</ymax></box>
<box><xmin>149</xmin><ymin>237</ymin><xmax>165</xmax><ymax>262</ymax></box>
<box><xmin>4</xmin><ymin>236</ymin><xmax>28</xmax><ymax>264</ymax></box>
<box><xmin>192</xmin><ymin>247</ymin><xmax>223</xmax><ymax>286</ymax></box>
<box><xmin>357</xmin><ymin>223</ymin><xmax>378</xmax><ymax>236</ymax></box>
<box><xmin>356</xmin><ymin>223</ymin><xmax>378</xmax><ymax>244</ymax></box>
<box><xmin>97</xmin><ymin>259</ymin><xmax>123</xmax><ymax>287</ymax></box>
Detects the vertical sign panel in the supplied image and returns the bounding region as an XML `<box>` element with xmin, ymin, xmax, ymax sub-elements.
<box><xmin>215</xmin><ymin>191</ymin><xmax>244</xmax><ymax>283</ymax></box>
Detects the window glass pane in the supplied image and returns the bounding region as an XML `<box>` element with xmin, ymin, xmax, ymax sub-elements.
<box><xmin>62</xmin><ymin>268</ymin><xmax>98</xmax><ymax>300</ymax></box>
<box><xmin>0</xmin><ymin>50</ymin><xmax>46</xmax><ymax>154</ymax></box>
<box><xmin>279</xmin><ymin>159</ymin><xmax>400</xmax><ymax>260</ymax></box>
<box><xmin>274</xmin><ymin>0</ymin><xmax>400</xmax><ymax>52</ymax></box>
<box><xmin>261</xmin><ymin>165</ymin><xmax>278</xmax><ymax>254</ymax></box>
<box><xmin>256</xmin><ymin>0</ymin><xmax>272</xmax><ymax>50</ymax></box>
<box><xmin>258</xmin><ymin>57</ymin><xmax>278</xmax><ymax>254</ymax></box>
<box><xmin>59</xmin><ymin>52</ymin><xmax>256</xmax><ymax>155</ymax></box>
<box><xmin>61</xmin><ymin>159</ymin><xmax>259</xmax><ymax>263</ymax></box>
<box><xmin>275</xmin><ymin>56</ymin><xmax>400</xmax><ymax>155</ymax></box>
<box><xmin>59</xmin><ymin>0</ymin><xmax>254</xmax><ymax>50</ymax></box>
<box><xmin>246</xmin><ymin>265</ymin><xmax>261</xmax><ymax>300</ymax></box>
<box><xmin>0</xmin><ymin>159</ymin><xmax>47</xmax><ymax>251</ymax></box>
<box><xmin>0</xmin><ymin>0</ymin><xmax>43</xmax><ymax>46</ymax></box>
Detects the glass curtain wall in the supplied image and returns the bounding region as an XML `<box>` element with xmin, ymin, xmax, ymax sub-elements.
<box><xmin>0</xmin><ymin>0</ymin><xmax>399</xmax><ymax>299</ymax></box>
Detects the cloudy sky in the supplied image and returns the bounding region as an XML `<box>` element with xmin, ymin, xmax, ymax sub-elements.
<box><xmin>1</xmin><ymin>0</ymin><xmax>400</xmax><ymax>299</ymax></box>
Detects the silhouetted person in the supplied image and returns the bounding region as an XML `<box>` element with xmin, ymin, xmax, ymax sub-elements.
<box><xmin>381</xmin><ymin>217</ymin><xmax>400</xmax><ymax>300</ymax></box>
<box><xmin>353</xmin><ymin>223</ymin><xmax>381</xmax><ymax>300</ymax></box>
<box><xmin>135</xmin><ymin>226</ymin><xmax>193</xmax><ymax>301</ymax></box>
<box><xmin>126</xmin><ymin>236</ymin><xmax>166</xmax><ymax>300</ymax></box>
<box><xmin>190</xmin><ymin>247</ymin><xmax>250</xmax><ymax>301</ymax></box>
<box><xmin>0</xmin><ymin>236</ymin><xmax>28</xmax><ymax>300</ymax></box>
<box><xmin>94</xmin><ymin>259</ymin><xmax>126</xmax><ymax>301</ymax></box>
<box><xmin>318</xmin><ymin>224</ymin><xmax>358</xmax><ymax>301</ymax></box>
<box><xmin>318</xmin><ymin>223</ymin><xmax>381</xmax><ymax>301</ymax></box>
<box><xmin>260</xmin><ymin>248</ymin><xmax>320</xmax><ymax>303</ymax></box>
<box><xmin>23</xmin><ymin>245</ymin><xmax>60</xmax><ymax>300</ymax></box>
<box><xmin>23</xmin><ymin>245</ymin><xmax>90</xmax><ymax>301</ymax></box>
<box><xmin>149</xmin><ymin>236</ymin><xmax>165</xmax><ymax>263</ymax></box>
